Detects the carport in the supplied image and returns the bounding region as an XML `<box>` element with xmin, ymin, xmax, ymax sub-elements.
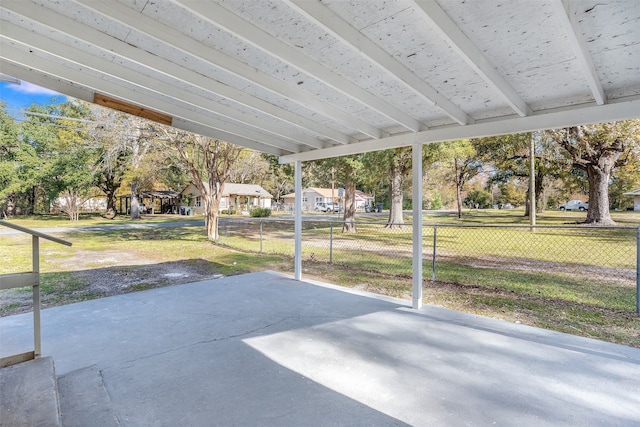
<box><xmin>1</xmin><ymin>0</ymin><xmax>639</xmax><ymax>304</ymax></box>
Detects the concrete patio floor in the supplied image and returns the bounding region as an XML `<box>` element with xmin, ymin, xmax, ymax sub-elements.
<box><xmin>1</xmin><ymin>271</ymin><xmax>639</xmax><ymax>426</ymax></box>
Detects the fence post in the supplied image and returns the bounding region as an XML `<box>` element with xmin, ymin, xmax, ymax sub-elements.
<box><xmin>432</xmin><ymin>225</ymin><xmax>437</xmax><ymax>281</ymax></box>
<box><xmin>259</xmin><ymin>219</ymin><xmax>263</xmax><ymax>254</ymax></box>
<box><xmin>636</xmin><ymin>226</ymin><xmax>639</xmax><ymax>315</ymax></box>
<box><xmin>329</xmin><ymin>221</ymin><xmax>333</xmax><ymax>264</ymax></box>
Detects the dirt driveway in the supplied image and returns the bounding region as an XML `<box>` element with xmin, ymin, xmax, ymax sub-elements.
<box><xmin>0</xmin><ymin>248</ymin><xmax>224</xmax><ymax>317</ymax></box>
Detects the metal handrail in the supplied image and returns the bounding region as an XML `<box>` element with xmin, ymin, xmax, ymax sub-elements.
<box><xmin>0</xmin><ymin>221</ymin><xmax>71</xmax><ymax>367</ymax></box>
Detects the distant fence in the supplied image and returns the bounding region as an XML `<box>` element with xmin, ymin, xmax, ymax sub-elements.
<box><xmin>217</xmin><ymin>218</ymin><xmax>639</xmax><ymax>313</ymax></box>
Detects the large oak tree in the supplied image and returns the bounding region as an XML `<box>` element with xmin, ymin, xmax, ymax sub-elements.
<box><xmin>546</xmin><ymin>121</ymin><xmax>640</xmax><ymax>225</ymax></box>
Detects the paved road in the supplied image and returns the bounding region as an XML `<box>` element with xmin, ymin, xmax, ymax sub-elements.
<box><xmin>0</xmin><ymin>212</ymin><xmax>392</xmax><ymax>236</ymax></box>
<box><xmin>0</xmin><ymin>220</ymin><xmax>205</xmax><ymax>236</ymax></box>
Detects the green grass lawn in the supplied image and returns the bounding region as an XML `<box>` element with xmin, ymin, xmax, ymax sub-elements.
<box><xmin>1</xmin><ymin>210</ymin><xmax>638</xmax><ymax>347</ymax></box>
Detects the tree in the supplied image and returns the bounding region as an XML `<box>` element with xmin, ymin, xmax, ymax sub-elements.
<box><xmin>474</xmin><ymin>132</ymin><xmax>567</xmax><ymax>216</ymax></box>
<box><xmin>91</xmin><ymin>109</ymin><xmax>133</xmax><ymax>217</ymax></box>
<box><xmin>261</xmin><ymin>154</ymin><xmax>293</xmax><ymax>205</ymax></box>
<box><xmin>0</xmin><ymin>102</ymin><xmax>21</xmax><ymax>217</ymax></box>
<box><xmin>547</xmin><ymin>121</ymin><xmax>640</xmax><ymax>225</ymax></box>
<box><xmin>156</xmin><ymin>126</ymin><xmax>242</xmax><ymax>240</ymax></box>
<box><xmin>430</xmin><ymin>140</ymin><xmax>482</xmax><ymax>218</ymax></box>
<box><xmin>609</xmin><ymin>147</ymin><xmax>640</xmax><ymax>210</ymax></box>
<box><xmin>385</xmin><ymin>148</ymin><xmax>412</xmax><ymax>228</ymax></box>
<box><xmin>19</xmin><ymin>101</ymin><xmax>98</xmax><ymax>220</ymax></box>
<box><xmin>227</xmin><ymin>150</ymin><xmax>270</xmax><ymax>185</ymax></box>
<box><xmin>308</xmin><ymin>155</ymin><xmax>364</xmax><ymax>232</ymax></box>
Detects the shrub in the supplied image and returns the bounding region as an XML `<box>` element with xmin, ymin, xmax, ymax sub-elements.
<box><xmin>250</xmin><ymin>207</ymin><xmax>271</xmax><ymax>217</ymax></box>
<box><xmin>431</xmin><ymin>193</ymin><xmax>443</xmax><ymax>210</ymax></box>
<box><xmin>221</xmin><ymin>209</ymin><xmax>237</xmax><ymax>215</ymax></box>
<box><xmin>464</xmin><ymin>189</ymin><xmax>492</xmax><ymax>209</ymax></box>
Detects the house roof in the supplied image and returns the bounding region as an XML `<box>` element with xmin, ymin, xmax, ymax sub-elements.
<box><xmin>119</xmin><ymin>191</ymin><xmax>181</xmax><ymax>199</ymax></box>
<box><xmin>623</xmin><ymin>189</ymin><xmax>640</xmax><ymax>196</ymax></box>
<box><xmin>182</xmin><ymin>183</ymin><xmax>272</xmax><ymax>198</ymax></box>
<box><xmin>283</xmin><ymin>188</ymin><xmax>373</xmax><ymax>200</ymax></box>
<box><xmin>223</xmin><ymin>183</ymin><xmax>273</xmax><ymax>198</ymax></box>
<box><xmin>2</xmin><ymin>1</ymin><xmax>639</xmax><ymax>164</ymax></box>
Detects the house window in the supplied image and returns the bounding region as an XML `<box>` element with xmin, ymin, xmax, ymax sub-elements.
<box><xmin>195</xmin><ymin>196</ymin><xmax>202</xmax><ymax>207</ymax></box>
<box><xmin>302</xmin><ymin>197</ymin><xmax>308</xmax><ymax>202</ymax></box>
<box><xmin>315</xmin><ymin>196</ymin><xmax>323</xmax><ymax>203</ymax></box>
<box><xmin>220</xmin><ymin>198</ymin><xmax>227</xmax><ymax>208</ymax></box>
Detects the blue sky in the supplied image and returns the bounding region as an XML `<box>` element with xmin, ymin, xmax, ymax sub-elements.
<box><xmin>0</xmin><ymin>77</ymin><xmax>67</xmax><ymax>116</ymax></box>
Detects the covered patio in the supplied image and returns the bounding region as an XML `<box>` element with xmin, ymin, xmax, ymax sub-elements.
<box><xmin>1</xmin><ymin>1</ymin><xmax>640</xmax><ymax>423</ymax></box>
<box><xmin>2</xmin><ymin>0</ymin><xmax>639</xmax><ymax>307</ymax></box>
<box><xmin>2</xmin><ymin>271</ymin><xmax>639</xmax><ymax>425</ymax></box>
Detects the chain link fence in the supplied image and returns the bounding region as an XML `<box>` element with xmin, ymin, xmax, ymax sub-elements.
<box><xmin>216</xmin><ymin>218</ymin><xmax>639</xmax><ymax>312</ymax></box>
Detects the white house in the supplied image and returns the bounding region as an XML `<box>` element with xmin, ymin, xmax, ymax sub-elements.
<box><xmin>282</xmin><ymin>187</ymin><xmax>374</xmax><ymax>212</ymax></box>
<box><xmin>180</xmin><ymin>183</ymin><xmax>272</xmax><ymax>215</ymax></box>
<box><xmin>623</xmin><ymin>189</ymin><xmax>640</xmax><ymax>211</ymax></box>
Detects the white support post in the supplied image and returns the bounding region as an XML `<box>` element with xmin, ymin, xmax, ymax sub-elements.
<box><xmin>529</xmin><ymin>134</ymin><xmax>536</xmax><ymax>229</ymax></box>
<box><xmin>412</xmin><ymin>143</ymin><xmax>423</xmax><ymax>309</ymax></box>
<box><xmin>32</xmin><ymin>236</ymin><xmax>41</xmax><ymax>357</ymax></box>
<box><xmin>294</xmin><ymin>160</ymin><xmax>303</xmax><ymax>280</ymax></box>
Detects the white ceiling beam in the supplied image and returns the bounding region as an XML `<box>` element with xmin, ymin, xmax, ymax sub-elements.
<box><xmin>170</xmin><ymin>118</ymin><xmax>285</xmax><ymax>156</ymax></box>
<box><xmin>0</xmin><ymin>62</ymin><xmax>96</xmax><ymax>104</ymax></box>
<box><xmin>552</xmin><ymin>0</ymin><xmax>606</xmax><ymax>105</ymax></box>
<box><xmin>71</xmin><ymin>0</ymin><xmax>382</xmax><ymax>140</ymax></box>
<box><xmin>2</xmin><ymin>1</ymin><xmax>343</xmax><ymax>148</ymax></box>
<box><xmin>287</xmin><ymin>0</ymin><xmax>471</xmax><ymax>126</ymax></box>
<box><xmin>0</xmin><ymin>42</ymin><xmax>299</xmax><ymax>154</ymax></box>
<box><xmin>1</xmin><ymin>20</ymin><xmax>327</xmax><ymax>150</ymax></box>
<box><xmin>176</xmin><ymin>0</ymin><xmax>424</xmax><ymax>132</ymax></box>
<box><xmin>412</xmin><ymin>0</ymin><xmax>533</xmax><ymax>117</ymax></box>
<box><xmin>280</xmin><ymin>97</ymin><xmax>640</xmax><ymax>163</ymax></box>
<box><xmin>2</xmin><ymin>63</ymin><xmax>284</xmax><ymax>156</ymax></box>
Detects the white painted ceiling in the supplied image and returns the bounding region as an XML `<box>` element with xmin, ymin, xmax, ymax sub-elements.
<box><xmin>1</xmin><ymin>0</ymin><xmax>639</xmax><ymax>163</ymax></box>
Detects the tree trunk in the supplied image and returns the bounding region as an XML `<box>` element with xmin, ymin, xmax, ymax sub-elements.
<box><xmin>204</xmin><ymin>193</ymin><xmax>221</xmax><ymax>241</ymax></box>
<box><xmin>130</xmin><ymin>179</ymin><xmax>141</xmax><ymax>220</ymax></box>
<box><xmin>454</xmin><ymin>160</ymin><xmax>463</xmax><ymax>219</ymax></box>
<box><xmin>342</xmin><ymin>181</ymin><xmax>356</xmax><ymax>233</ymax></box>
<box><xmin>5</xmin><ymin>193</ymin><xmax>15</xmax><ymax>217</ymax></box>
<box><xmin>585</xmin><ymin>165</ymin><xmax>615</xmax><ymax>225</ymax></box>
<box><xmin>535</xmin><ymin>169</ymin><xmax>545</xmax><ymax>212</ymax></box>
<box><xmin>105</xmin><ymin>189</ymin><xmax>117</xmax><ymax>217</ymax></box>
<box><xmin>386</xmin><ymin>158</ymin><xmax>404</xmax><ymax>229</ymax></box>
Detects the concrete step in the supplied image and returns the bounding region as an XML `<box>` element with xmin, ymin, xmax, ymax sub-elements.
<box><xmin>57</xmin><ymin>365</ymin><xmax>120</xmax><ymax>427</ymax></box>
<box><xmin>0</xmin><ymin>357</ymin><xmax>61</xmax><ymax>427</ymax></box>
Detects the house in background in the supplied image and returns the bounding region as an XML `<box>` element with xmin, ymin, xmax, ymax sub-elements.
<box><xmin>282</xmin><ymin>187</ymin><xmax>374</xmax><ymax>212</ymax></box>
<box><xmin>181</xmin><ymin>183</ymin><xmax>272</xmax><ymax>215</ymax></box>
<box><xmin>118</xmin><ymin>190</ymin><xmax>182</xmax><ymax>214</ymax></box>
<box><xmin>623</xmin><ymin>189</ymin><xmax>640</xmax><ymax>211</ymax></box>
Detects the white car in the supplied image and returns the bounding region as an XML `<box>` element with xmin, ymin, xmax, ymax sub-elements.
<box><xmin>314</xmin><ymin>202</ymin><xmax>339</xmax><ymax>212</ymax></box>
<box><xmin>558</xmin><ymin>200</ymin><xmax>588</xmax><ymax>211</ymax></box>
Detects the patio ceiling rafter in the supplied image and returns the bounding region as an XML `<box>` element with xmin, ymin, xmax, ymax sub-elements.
<box><xmin>412</xmin><ymin>0</ymin><xmax>533</xmax><ymax>117</ymax></box>
<box><xmin>0</xmin><ymin>21</ymin><xmax>323</xmax><ymax>151</ymax></box>
<box><xmin>176</xmin><ymin>0</ymin><xmax>425</xmax><ymax>133</ymax></box>
<box><xmin>2</xmin><ymin>0</ymin><xmax>638</xmax><ymax>162</ymax></box>
<box><xmin>552</xmin><ymin>0</ymin><xmax>606</xmax><ymax>105</ymax></box>
<box><xmin>286</xmin><ymin>0</ymin><xmax>472</xmax><ymax>126</ymax></box>
<box><xmin>0</xmin><ymin>41</ymin><xmax>301</xmax><ymax>154</ymax></box>
<box><xmin>70</xmin><ymin>0</ymin><xmax>356</xmax><ymax>147</ymax></box>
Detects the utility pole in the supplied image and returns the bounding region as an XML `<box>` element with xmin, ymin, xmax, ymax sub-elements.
<box><xmin>331</xmin><ymin>167</ymin><xmax>335</xmax><ymax>206</ymax></box>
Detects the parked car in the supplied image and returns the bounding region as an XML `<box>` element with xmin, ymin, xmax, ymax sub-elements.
<box><xmin>558</xmin><ymin>200</ymin><xmax>588</xmax><ymax>211</ymax></box>
<box><xmin>314</xmin><ymin>202</ymin><xmax>339</xmax><ymax>212</ymax></box>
